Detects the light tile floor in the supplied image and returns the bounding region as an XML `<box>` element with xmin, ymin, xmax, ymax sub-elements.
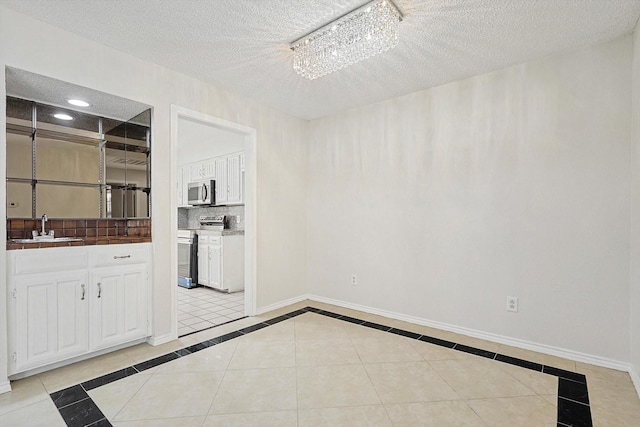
<box><xmin>177</xmin><ymin>286</ymin><xmax>244</xmax><ymax>336</ymax></box>
<box><xmin>1</xmin><ymin>300</ymin><xmax>640</xmax><ymax>426</ymax></box>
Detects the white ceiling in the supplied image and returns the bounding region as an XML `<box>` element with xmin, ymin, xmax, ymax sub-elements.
<box><xmin>6</xmin><ymin>67</ymin><xmax>151</xmax><ymax>122</ymax></box>
<box><xmin>2</xmin><ymin>0</ymin><xmax>640</xmax><ymax>120</ymax></box>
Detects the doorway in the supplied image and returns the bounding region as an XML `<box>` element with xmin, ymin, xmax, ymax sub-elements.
<box><xmin>170</xmin><ymin>105</ymin><xmax>257</xmax><ymax>339</ymax></box>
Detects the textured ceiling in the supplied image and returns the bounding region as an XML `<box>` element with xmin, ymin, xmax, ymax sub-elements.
<box><xmin>2</xmin><ymin>0</ymin><xmax>640</xmax><ymax>120</ymax></box>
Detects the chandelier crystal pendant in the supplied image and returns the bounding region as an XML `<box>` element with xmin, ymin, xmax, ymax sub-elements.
<box><xmin>291</xmin><ymin>0</ymin><xmax>403</xmax><ymax>80</ymax></box>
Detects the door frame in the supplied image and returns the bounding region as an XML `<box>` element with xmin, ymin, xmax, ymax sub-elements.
<box><xmin>170</xmin><ymin>105</ymin><xmax>257</xmax><ymax>340</ymax></box>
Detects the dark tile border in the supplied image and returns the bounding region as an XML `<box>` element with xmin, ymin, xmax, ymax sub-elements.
<box><xmin>48</xmin><ymin>306</ymin><xmax>593</xmax><ymax>427</ymax></box>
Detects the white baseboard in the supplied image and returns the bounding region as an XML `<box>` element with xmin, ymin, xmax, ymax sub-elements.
<box><xmin>0</xmin><ymin>380</ymin><xmax>11</xmax><ymax>395</ymax></box>
<box><xmin>255</xmin><ymin>294</ymin><xmax>309</xmax><ymax>315</ymax></box>
<box><xmin>307</xmin><ymin>294</ymin><xmax>632</xmax><ymax>373</ymax></box>
<box><xmin>630</xmin><ymin>365</ymin><xmax>640</xmax><ymax>399</ymax></box>
<box><xmin>147</xmin><ymin>333</ymin><xmax>175</xmax><ymax>346</ymax></box>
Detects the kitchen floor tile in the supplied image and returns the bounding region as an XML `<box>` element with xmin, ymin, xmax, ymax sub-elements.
<box><xmin>177</xmin><ymin>287</ymin><xmax>245</xmax><ymax>336</ymax></box>
<box><xmin>179</xmin><ymin>316</ymin><xmax>203</xmax><ymax>326</ymax></box>
<box><xmin>190</xmin><ymin>309</ymin><xmax>212</xmax><ymax>317</ymax></box>
<box><xmin>178</xmin><ymin>326</ymin><xmax>196</xmax><ymax>335</ymax></box>
<box><xmin>190</xmin><ymin>320</ymin><xmax>215</xmax><ymax>330</ymax></box>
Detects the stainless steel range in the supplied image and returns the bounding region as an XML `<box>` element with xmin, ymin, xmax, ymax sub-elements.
<box><xmin>177</xmin><ymin>229</ymin><xmax>198</xmax><ymax>288</ymax></box>
<box><xmin>198</xmin><ymin>215</ymin><xmax>225</xmax><ymax>231</ymax></box>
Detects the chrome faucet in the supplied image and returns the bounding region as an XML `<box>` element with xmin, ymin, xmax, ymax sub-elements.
<box><xmin>41</xmin><ymin>214</ymin><xmax>48</xmax><ymax>235</ymax></box>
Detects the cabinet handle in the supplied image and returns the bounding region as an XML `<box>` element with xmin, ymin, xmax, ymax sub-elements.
<box><xmin>97</xmin><ymin>282</ymin><xmax>102</xmax><ymax>298</ymax></box>
<box><xmin>81</xmin><ymin>284</ymin><xmax>85</xmax><ymax>301</ymax></box>
<box><xmin>113</xmin><ymin>255</ymin><xmax>131</xmax><ymax>259</ymax></box>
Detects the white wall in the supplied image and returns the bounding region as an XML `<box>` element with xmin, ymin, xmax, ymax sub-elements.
<box><xmin>308</xmin><ymin>36</ymin><xmax>633</xmax><ymax>364</ymax></box>
<box><xmin>630</xmin><ymin>18</ymin><xmax>640</xmax><ymax>391</ymax></box>
<box><xmin>0</xmin><ymin>6</ymin><xmax>308</xmax><ymax>386</ymax></box>
<box><xmin>177</xmin><ymin>117</ymin><xmax>245</xmax><ymax>165</ymax></box>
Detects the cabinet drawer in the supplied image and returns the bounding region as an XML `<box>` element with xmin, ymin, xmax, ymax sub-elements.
<box><xmin>90</xmin><ymin>243</ymin><xmax>151</xmax><ymax>268</ymax></box>
<box><xmin>11</xmin><ymin>246</ymin><xmax>88</xmax><ymax>275</ymax></box>
<box><xmin>196</xmin><ymin>232</ymin><xmax>221</xmax><ymax>245</ymax></box>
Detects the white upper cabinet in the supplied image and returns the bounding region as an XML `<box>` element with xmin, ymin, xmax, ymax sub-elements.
<box><xmin>189</xmin><ymin>160</ymin><xmax>215</xmax><ymax>182</ymax></box>
<box><xmin>179</xmin><ymin>151</ymin><xmax>244</xmax><ymax>206</ymax></box>
<box><xmin>214</xmin><ymin>157</ymin><xmax>228</xmax><ymax>204</ymax></box>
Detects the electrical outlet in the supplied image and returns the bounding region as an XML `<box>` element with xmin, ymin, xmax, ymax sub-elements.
<box><xmin>351</xmin><ymin>274</ymin><xmax>358</xmax><ymax>286</ymax></box>
<box><xmin>506</xmin><ymin>296</ymin><xmax>518</xmax><ymax>313</ymax></box>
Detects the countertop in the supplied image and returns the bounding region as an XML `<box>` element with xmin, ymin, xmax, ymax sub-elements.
<box><xmin>7</xmin><ymin>236</ymin><xmax>152</xmax><ymax>250</ymax></box>
<box><xmin>222</xmin><ymin>230</ymin><xmax>244</xmax><ymax>236</ymax></box>
<box><xmin>179</xmin><ymin>228</ymin><xmax>245</xmax><ymax>236</ymax></box>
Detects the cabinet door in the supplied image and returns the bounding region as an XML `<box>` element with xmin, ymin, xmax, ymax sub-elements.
<box><xmin>14</xmin><ymin>271</ymin><xmax>89</xmax><ymax>372</ymax></box>
<box><xmin>190</xmin><ymin>163</ymin><xmax>204</xmax><ymax>182</ymax></box>
<box><xmin>202</xmin><ymin>159</ymin><xmax>216</xmax><ymax>180</ymax></box>
<box><xmin>209</xmin><ymin>244</ymin><xmax>223</xmax><ymax>290</ymax></box>
<box><xmin>227</xmin><ymin>154</ymin><xmax>241</xmax><ymax>204</ymax></box>
<box><xmin>214</xmin><ymin>158</ymin><xmax>228</xmax><ymax>204</ymax></box>
<box><xmin>90</xmin><ymin>265</ymin><xmax>148</xmax><ymax>350</ymax></box>
<box><xmin>197</xmin><ymin>242</ymin><xmax>209</xmax><ymax>286</ymax></box>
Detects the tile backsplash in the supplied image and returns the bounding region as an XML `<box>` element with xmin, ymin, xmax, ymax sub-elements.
<box><xmin>178</xmin><ymin>205</ymin><xmax>244</xmax><ymax>230</ymax></box>
<box><xmin>7</xmin><ymin>218</ymin><xmax>151</xmax><ymax>241</ymax></box>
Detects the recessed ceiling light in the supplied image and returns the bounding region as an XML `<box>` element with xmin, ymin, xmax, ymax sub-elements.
<box><xmin>53</xmin><ymin>113</ymin><xmax>73</xmax><ymax>121</ymax></box>
<box><xmin>67</xmin><ymin>99</ymin><xmax>90</xmax><ymax>107</ymax></box>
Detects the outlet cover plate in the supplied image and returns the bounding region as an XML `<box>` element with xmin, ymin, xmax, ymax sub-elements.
<box><xmin>507</xmin><ymin>296</ymin><xmax>518</xmax><ymax>312</ymax></box>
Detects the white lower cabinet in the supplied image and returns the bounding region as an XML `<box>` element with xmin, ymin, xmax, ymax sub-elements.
<box><xmin>90</xmin><ymin>264</ymin><xmax>148</xmax><ymax>351</ymax></box>
<box><xmin>7</xmin><ymin>244</ymin><xmax>151</xmax><ymax>375</ymax></box>
<box><xmin>14</xmin><ymin>270</ymin><xmax>89</xmax><ymax>373</ymax></box>
<box><xmin>196</xmin><ymin>231</ymin><xmax>243</xmax><ymax>292</ymax></box>
<box><xmin>197</xmin><ymin>234</ymin><xmax>222</xmax><ymax>289</ymax></box>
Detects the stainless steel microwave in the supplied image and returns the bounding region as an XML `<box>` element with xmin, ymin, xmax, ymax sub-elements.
<box><xmin>188</xmin><ymin>180</ymin><xmax>215</xmax><ymax>206</ymax></box>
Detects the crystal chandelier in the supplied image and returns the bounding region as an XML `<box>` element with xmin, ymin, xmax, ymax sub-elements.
<box><xmin>291</xmin><ymin>0</ymin><xmax>403</xmax><ymax>80</ymax></box>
